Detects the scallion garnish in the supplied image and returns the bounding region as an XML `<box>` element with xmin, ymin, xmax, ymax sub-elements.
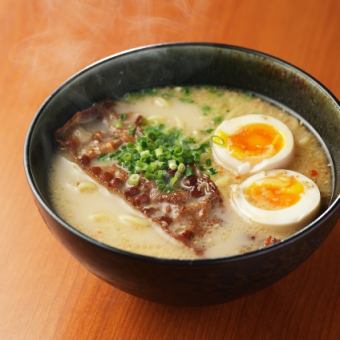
<box><xmin>99</xmin><ymin>123</ymin><xmax>216</xmax><ymax>192</ymax></box>
<box><xmin>127</xmin><ymin>174</ymin><xmax>140</xmax><ymax>186</ymax></box>
<box><xmin>168</xmin><ymin>159</ymin><xmax>177</xmax><ymax>170</ymax></box>
<box><xmin>119</xmin><ymin>113</ymin><xmax>127</xmax><ymax>120</ymax></box>
<box><xmin>212</xmin><ymin>135</ymin><xmax>225</xmax><ymax>145</ymax></box>
<box><xmin>201</xmin><ymin>105</ymin><xmax>211</xmax><ymax>115</ymax></box>
<box><xmin>212</xmin><ymin>116</ymin><xmax>223</xmax><ymax>125</ymax></box>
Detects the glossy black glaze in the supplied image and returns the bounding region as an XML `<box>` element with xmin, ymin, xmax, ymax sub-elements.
<box><xmin>24</xmin><ymin>43</ymin><xmax>340</xmax><ymax>305</ymax></box>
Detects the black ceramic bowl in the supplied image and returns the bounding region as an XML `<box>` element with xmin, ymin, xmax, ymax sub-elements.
<box><xmin>24</xmin><ymin>43</ymin><xmax>340</xmax><ymax>305</ymax></box>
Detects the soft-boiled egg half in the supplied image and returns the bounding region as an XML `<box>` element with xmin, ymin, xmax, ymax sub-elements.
<box><xmin>231</xmin><ymin>169</ymin><xmax>321</xmax><ymax>233</ymax></box>
<box><xmin>212</xmin><ymin>114</ymin><xmax>294</xmax><ymax>175</ymax></box>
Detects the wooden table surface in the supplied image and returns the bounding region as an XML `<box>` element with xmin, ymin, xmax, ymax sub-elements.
<box><xmin>0</xmin><ymin>0</ymin><xmax>339</xmax><ymax>339</ymax></box>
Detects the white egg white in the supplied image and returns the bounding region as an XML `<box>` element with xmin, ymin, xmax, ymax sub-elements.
<box><xmin>230</xmin><ymin>169</ymin><xmax>321</xmax><ymax>234</ymax></box>
<box><xmin>212</xmin><ymin>114</ymin><xmax>294</xmax><ymax>175</ymax></box>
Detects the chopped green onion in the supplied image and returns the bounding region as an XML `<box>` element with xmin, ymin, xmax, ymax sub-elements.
<box><xmin>114</xmin><ymin>121</ymin><xmax>123</xmax><ymax>128</ymax></box>
<box><xmin>127</xmin><ymin>174</ymin><xmax>140</xmax><ymax>186</ymax></box>
<box><xmin>206</xmin><ymin>86</ymin><xmax>224</xmax><ymax>96</ymax></box>
<box><xmin>155</xmin><ymin>147</ymin><xmax>163</xmax><ymax>157</ymax></box>
<box><xmin>135</xmin><ymin>165</ymin><xmax>143</xmax><ymax>173</ymax></box>
<box><xmin>144</xmin><ymin>172</ymin><xmax>153</xmax><ymax>180</ymax></box>
<box><xmin>185</xmin><ymin>167</ymin><xmax>194</xmax><ymax>177</ymax></box>
<box><xmin>168</xmin><ymin>159</ymin><xmax>177</xmax><ymax>170</ymax></box>
<box><xmin>212</xmin><ymin>135</ymin><xmax>225</xmax><ymax>145</ymax></box>
<box><xmin>123</xmin><ymin>88</ymin><xmax>158</xmax><ymax>102</ymax></box>
<box><xmin>177</xmin><ymin>163</ymin><xmax>185</xmax><ymax>173</ymax></box>
<box><xmin>143</xmin><ymin>88</ymin><xmax>158</xmax><ymax>95</ymax></box>
<box><xmin>174</xmin><ymin>146</ymin><xmax>183</xmax><ymax>155</ymax></box>
<box><xmin>183</xmin><ymin>87</ymin><xmax>191</xmax><ymax>95</ymax></box>
<box><xmin>161</xmin><ymin>92</ymin><xmax>174</xmax><ymax>99</ymax></box>
<box><xmin>179</xmin><ymin>97</ymin><xmax>194</xmax><ymax>104</ymax></box>
<box><xmin>208</xmin><ymin>168</ymin><xmax>218</xmax><ymax>175</ymax></box>
<box><xmin>156</xmin><ymin>170</ymin><xmax>166</xmax><ymax>179</ymax></box>
<box><xmin>170</xmin><ymin>175</ymin><xmax>179</xmax><ymax>186</ymax></box>
<box><xmin>201</xmin><ymin>105</ymin><xmax>211</xmax><ymax>115</ymax></box>
<box><xmin>156</xmin><ymin>160</ymin><xmax>165</xmax><ymax>169</ymax></box>
<box><xmin>202</xmin><ymin>128</ymin><xmax>214</xmax><ymax>134</ymax></box>
<box><xmin>98</xmin><ymin>154</ymin><xmax>109</xmax><ymax>161</ymax></box>
<box><xmin>140</xmin><ymin>150</ymin><xmax>151</xmax><ymax>158</ymax></box>
<box><xmin>107</xmin><ymin>122</ymin><xmax>217</xmax><ymax>191</ymax></box>
<box><xmin>119</xmin><ymin>113</ymin><xmax>127</xmax><ymax>120</ymax></box>
<box><xmin>128</xmin><ymin>126</ymin><xmax>136</xmax><ymax>135</ymax></box>
<box><xmin>213</xmin><ymin>116</ymin><xmax>223</xmax><ymax>125</ymax></box>
<box><xmin>149</xmin><ymin>162</ymin><xmax>158</xmax><ymax>171</ymax></box>
<box><xmin>244</xmin><ymin>91</ymin><xmax>253</xmax><ymax>100</ymax></box>
<box><xmin>122</xmin><ymin>153</ymin><xmax>132</xmax><ymax>162</ymax></box>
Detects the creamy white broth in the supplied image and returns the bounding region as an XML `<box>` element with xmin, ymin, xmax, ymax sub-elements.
<box><xmin>49</xmin><ymin>87</ymin><xmax>332</xmax><ymax>259</ymax></box>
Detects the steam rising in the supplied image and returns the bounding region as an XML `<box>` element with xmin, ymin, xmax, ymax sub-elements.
<box><xmin>8</xmin><ymin>0</ymin><xmax>212</xmax><ymax>91</ymax></box>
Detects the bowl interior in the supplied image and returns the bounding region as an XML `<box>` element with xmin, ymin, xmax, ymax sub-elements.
<box><xmin>26</xmin><ymin>43</ymin><xmax>340</xmax><ymax>234</ymax></box>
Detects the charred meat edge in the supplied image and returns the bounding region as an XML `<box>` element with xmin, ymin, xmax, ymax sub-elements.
<box><xmin>55</xmin><ymin>101</ymin><xmax>224</xmax><ymax>255</ymax></box>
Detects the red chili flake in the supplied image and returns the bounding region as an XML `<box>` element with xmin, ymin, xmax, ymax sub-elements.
<box><xmin>264</xmin><ymin>236</ymin><xmax>280</xmax><ymax>247</ymax></box>
<box><xmin>310</xmin><ymin>169</ymin><xmax>318</xmax><ymax>177</ymax></box>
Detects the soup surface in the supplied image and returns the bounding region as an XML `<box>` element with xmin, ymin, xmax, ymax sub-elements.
<box><xmin>49</xmin><ymin>86</ymin><xmax>332</xmax><ymax>259</ymax></box>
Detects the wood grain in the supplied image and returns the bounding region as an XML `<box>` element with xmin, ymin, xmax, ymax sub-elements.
<box><xmin>0</xmin><ymin>0</ymin><xmax>339</xmax><ymax>339</ymax></box>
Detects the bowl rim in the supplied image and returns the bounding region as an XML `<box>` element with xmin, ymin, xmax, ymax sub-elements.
<box><xmin>24</xmin><ymin>42</ymin><xmax>340</xmax><ymax>265</ymax></box>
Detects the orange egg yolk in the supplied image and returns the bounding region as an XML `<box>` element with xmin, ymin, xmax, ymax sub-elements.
<box><xmin>244</xmin><ymin>174</ymin><xmax>305</xmax><ymax>210</ymax></box>
<box><xmin>217</xmin><ymin>123</ymin><xmax>284</xmax><ymax>160</ymax></box>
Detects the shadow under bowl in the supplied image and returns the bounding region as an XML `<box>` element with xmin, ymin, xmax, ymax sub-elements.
<box><xmin>24</xmin><ymin>43</ymin><xmax>340</xmax><ymax>305</ymax></box>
